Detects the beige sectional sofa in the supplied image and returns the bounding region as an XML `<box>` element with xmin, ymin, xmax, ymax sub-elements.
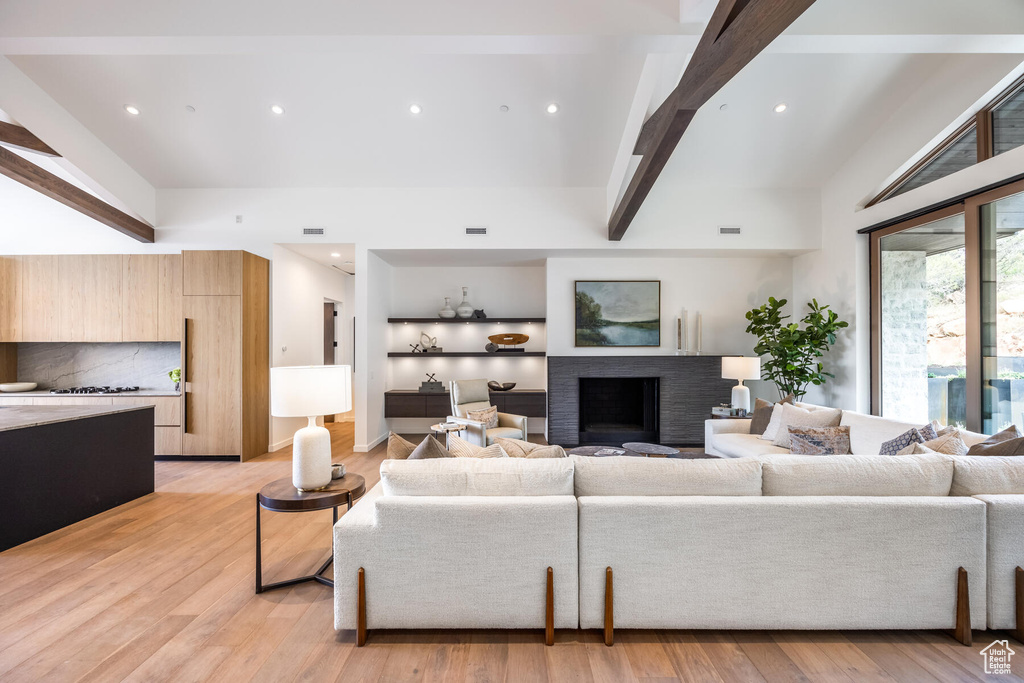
<box><xmin>705</xmin><ymin>408</ymin><xmax>988</xmax><ymax>457</ymax></box>
<box><xmin>334</xmin><ymin>453</ymin><xmax>1024</xmax><ymax>646</ymax></box>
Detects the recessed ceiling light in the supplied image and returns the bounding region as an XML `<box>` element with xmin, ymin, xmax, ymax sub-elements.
<box><xmin>185</xmin><ymin>105</ymin><xmax>196</xmax><ymax>113</ymax></box>
<box><xmin>331</xmin><ymin>252</ymin><xmax>341</xmax><ymax>258</ymax></box>
<box><xmin>123</xmin><ymin>105</ymin><xmax>140</xmax><ymax>116</ymax></box>
<box><xmin>409</xmin><ymin>104</ymin><xmax>422</xmax><ymax>115</ymax></box>
<box><xmin>719</xmin><ymin>103</ymin><xmax>729</xmax><ymax>111</ymax></box>
<box><xmin>499</xmin><ymin>105</ymin><xmax>509</xmax><ymax>113</ymax></box>
<box><xmin>270</xmin><ymin>104</ymin><xmax>285</xmax><ymax>115</ymax></box>
<box><xmin>773</xmin><ymin>103</ymin><xmax>788</xmax><ymax>113</ymax></box>
<box><xmin>546</xmin><ymin>103</ymin><xmax>559</xmax><ymax>114</ymax></box>
<box><xmin>344</xmin><ymin>260</ymin><xmax>353</xmax><ymax>265</ymax></box>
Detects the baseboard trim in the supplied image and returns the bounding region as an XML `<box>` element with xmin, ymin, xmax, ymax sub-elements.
<box><xmin>354</xmin><ymin>431</ymin><xmax>388</xmax><ymax>453</ymax></box>
<box><xmin>270</xmin><ymin>437</ymin><xmax>293</xmax><ymax>452</ymax></box>
<box><xmin>155</xmin><ymin>455</ymin><xmax>241</xmax><ymax>462</ymax></box>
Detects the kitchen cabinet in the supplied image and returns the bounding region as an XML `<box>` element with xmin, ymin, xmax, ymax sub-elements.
<box><xmin>0</xmin><ymin>257</ymin><xmax>20</xmax><ymax>342</ymax></box>
<box><xmin>158</xmin><ymin>254</ymin><xmax>182</xmax><ymax>341</ymax></box>
<box><xmin>59</xmin><ymin>255</ymin><xmax>122</xmax><ymax>342</ymax></box>
<box><xmin>20</xmin><ymin>255</ymin><xmax>59</xmax><ymax>341</ymax></box>
<box><xmin>181</xmin><ymin>251</ymin><xmax>268</xmax><ymax>460</ymax></box>
<box><xmin>121</xmin><ymin>254</ymin><xmax>160</xmax><ymax>341</ymax></box>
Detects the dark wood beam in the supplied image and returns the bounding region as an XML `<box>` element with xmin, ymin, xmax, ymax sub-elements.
<box><xmin>0</xmin><ymin>121</ymin><xmax>59</xmax><ymax>157</ymax></box>
<box><xmin>610</xmin><ymin>0</ymin><xmax>817</xmax><ymax>241</ymax></box>
<box><xmin>0</xmin><ymin>145</ymin><xmax>154</xmax><ymax>243</ymax></box>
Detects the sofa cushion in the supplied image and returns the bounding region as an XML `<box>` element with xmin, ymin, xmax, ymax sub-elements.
<box><xmin>379</xmin><ymin>457</ymin><xmax>574</xmax><ymax>496</ymax></box>
<box><xmin>448</xmin><ymin>434</ymin><xmax>508</xmax><ymax>458</ymax></box>
<box><xmin>966</xmin><ymin>425</ymin><xmax>1024</xmax><ymax>455</ymax></box>
<box><xmin>715</xmin><ymin>433</ymin><xmax>790</xmax><ymax>458</ymax></box>
<box><xmin>898</xmin><ymin>429</ymin><xmax>968</xmax><ymax>456</ymax></box>
<box><xmin>750</xmin><ymin>395</ymin><xmax>792</xmax><ymax>435</ymax></box>
<box><xmin>787</xmin><ymin>426</ymin><xmax>851</xmax><ymax>455</ymax></box>
<box><xmin>838</xmin><ymin>412</ymin><xmax>925</xmax><ymax>454</ymax></box>
<box><xmin>572</xmin><ymin>455</ymin><xmax>762</xmax><ymax>497</ymax></box>
<box><xmin>950</xmin><ymin>456</ymin><xmax>1024</xmax><ymax>496</ymax></box>
<box><xmin>495</xmin><ymin>437</ymin><xmax>566</xmax><ymax>459</ymax></box>
<box><xmin>407</xmin><ymin>435</ymin><xmax>452</xmax><ymax>460</ymax></box>
<box><xmin>761</xmin><ymin>454</ymin><xmax>954</xmax><ymax>496</ymax></box>
<box><xmin>770</xmin><ymin>404</ymin><xmax>842</xmax><ymax>448</ymax></box>
<box><xmin>386</xmin><ymin>432</ymin><xmax>417</xmax><ymax>459</ymax></box>
<box><xmin>879</xmin><ymin>428</ymin><xmax>927</xmax><ymax>456</ymax></box>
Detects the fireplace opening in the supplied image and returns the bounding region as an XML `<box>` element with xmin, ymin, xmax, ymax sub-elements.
<box><xmin>578</xmin><ymin>377</ymin><xmax>659</xmax><ymax>444</ymax></box>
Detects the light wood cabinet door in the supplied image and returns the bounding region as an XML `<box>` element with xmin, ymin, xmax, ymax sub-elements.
<box><xmin>183</xmin><ymin>295</ymin><xmax>241</xmax><ymax>456</ymax></box>
<box><xmin>110</xmin><ymin>396</ymin><xmax>181</xmax><ymax>426</ymax></box>
<box><xmin>59</xmin><ymin>255</ymin><xmax>122</xmax><ymax>342</ymax></box>
<box><xmin>0</xmin><ymin>257</ymin><xmax>21</xmax><ymax>342</ymax></box>
<box><xmin>122</xmin><ymin>255</ymin><xmax>160</xmax><ymax>341</ymax></box>
<box><xmin>155</xmin><ymin>426</ymin><xmax>182</xmax><ymax>455</ymax></box>
<box><xmin>20</xmin><ymin>255</ymin><xmax>59</xmax><ymax>341</ymax></box>
<box><xmin>158</xmin><ymin>254</ymin><xmax>182</xmax><ymax>341</ymax></box>
<box><xmin>183</xmin><ymin>251</ymin><xmax>242</xmax><ymax>296</ymax></box>
<box><xmin>32</xmin><ymin>396</ymin><xmax>114</xmax><ymax>406</ymax></box>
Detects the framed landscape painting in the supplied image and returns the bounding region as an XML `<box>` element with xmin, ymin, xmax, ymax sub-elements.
<box><xmin>575</xmin><ymin>280</ymin><xmax>660</xmax><ymax>347</ymax></box>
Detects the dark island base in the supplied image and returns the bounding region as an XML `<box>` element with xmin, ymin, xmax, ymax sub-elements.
<box><xmin>0</xmin><ymin>408</ymin><xmax>155</xmax><ymax>551</ymax></box>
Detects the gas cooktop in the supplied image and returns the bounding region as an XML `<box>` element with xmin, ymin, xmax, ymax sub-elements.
<box><xmin>49</xmin><ymin>386</ymin><xmax>141</xmax><ymax>395</ymax></box>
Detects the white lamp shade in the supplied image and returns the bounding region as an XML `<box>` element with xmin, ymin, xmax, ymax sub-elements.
<box><xmin>722</xmin><ymin>357</ymin><xmax>761</xmax><ymax>381</ymax></box>
<box><xmin>271</xmin><ymin>365</ymin><xmax>352</xmax><ymax>417</ymax></box>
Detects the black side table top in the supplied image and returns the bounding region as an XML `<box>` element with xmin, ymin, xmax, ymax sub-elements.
<box><xmin>258</xmin><ymin>474</ymin><xmax>366</xmax><ymax>512</ymax></box>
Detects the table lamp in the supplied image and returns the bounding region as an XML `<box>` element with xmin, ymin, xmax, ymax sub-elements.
<box><xmin>271</xmin><ymin>365</ymin><xmax>352</xmax><ymax>491</ymax></box>
<box><xmin>721</xmin><ymin>357</ymin><xmax>761</xmax><ymax>415</ymax></box>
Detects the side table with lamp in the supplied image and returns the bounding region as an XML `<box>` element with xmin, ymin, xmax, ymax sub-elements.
<box><xmin>258</xmin><ymin>365</ymin><xmax>356</xmax><ymax>594</ymax></box>
<box><xmin>721</xmin><ymin>357</ymin><xmax>761</xmax><ymax>415</ymax></box>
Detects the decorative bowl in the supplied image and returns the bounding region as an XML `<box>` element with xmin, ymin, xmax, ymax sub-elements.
<box><xmin>487</xmin><ymin>381</ymin><xmax>516</xmax><ymax>392</ymax></box>
<box><xmin>0</xmin><ymin>382</ymin><xmax>38</xmax><ymax>393</ymax></box>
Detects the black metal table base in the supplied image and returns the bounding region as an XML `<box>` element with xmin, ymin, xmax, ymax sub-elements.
<box><xmin>255</xmin><ymin>493</ymin><xmax>352</xmax><ymax>594</ymax></box>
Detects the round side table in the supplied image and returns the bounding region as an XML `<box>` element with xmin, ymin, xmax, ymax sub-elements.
<box><xmin>256</xmin><ymin>473</ymin><xmax>366</xmax><ymax>594</ymax></box>
<box><xmin>429</xmin><ymin>422</ymin><xmax>467</xmax><ymax>449</ymax></box>
<box><xmin>621</xmin><ymin>442</ymin><xmax>680</xmax><ymax>458</ymax></box>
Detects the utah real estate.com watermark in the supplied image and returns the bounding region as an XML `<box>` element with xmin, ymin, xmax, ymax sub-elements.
<box><xmin>981</xmin><ymin>640</ymin><xmax>1016</xmax><ymax>675</ymax></box>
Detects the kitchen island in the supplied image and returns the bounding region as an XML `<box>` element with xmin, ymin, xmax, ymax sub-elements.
<box><xmin>0</xmin><ymin>404</ymin><xmax>154</xmax><ymax>551</ymax></box>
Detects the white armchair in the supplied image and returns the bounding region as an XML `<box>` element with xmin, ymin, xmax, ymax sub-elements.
<box><xmin>448</xmin><ymin>379</ymin><xmax>528</xmax><ymax>446</ymax></box>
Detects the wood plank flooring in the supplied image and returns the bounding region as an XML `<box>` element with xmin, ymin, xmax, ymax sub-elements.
<box><xmin>1</xmin><ymin>423</ymin><xmax>1021</xmax><ymax>682</ymax></box>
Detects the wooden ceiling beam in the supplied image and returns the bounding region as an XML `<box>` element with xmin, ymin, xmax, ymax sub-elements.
<box><xmin>0</xmin><ymin>145</ymin><xmax>154</xmax><ymax>243</ymax></box>
<box><xmin>609</xmin><ymin>0</ymin><xmax>816</xmax><ymax>241</ymax></box>
<box><xmin>0</xmin><ymin>121</ymin><xmax>59</xmax><ymax>157</ymax></box>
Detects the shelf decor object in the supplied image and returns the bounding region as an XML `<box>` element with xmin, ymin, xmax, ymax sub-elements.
<box><xmin>420</xmin><ymin>373</ymin><xmax>445</xmax><ymax>393</ymax></box>
<box><xmin>575</xmin><ymin>280</ymin><xmax>660</xmax><ymax>347</ymax></box>
<box><xmin>488</xmin><ymin>333</ymin><xmax>529</xmax><ymax>353</ymax></box>
<box><xmin>456</xmin><ymin>286</ymin><xmax>475</xmax><ymax>319</ymax></box>
<box><xmin>721</xmin><ymin>357</ymin><xmax>760</xmax><ymax>414</ymax></box>
<box><xmin>271</xmin><ymin>365</ymin><xmax>352</xmax><ymax>492</ymax></box>
<box><xmin>487</xmin><ymin>381</ymin><xmax>517</xmax><ymax>392</ymax></box>
<box><xmin>438</xmin><ymin>297</ymin><xmax>456</xmax><ymax>319</ymax></box>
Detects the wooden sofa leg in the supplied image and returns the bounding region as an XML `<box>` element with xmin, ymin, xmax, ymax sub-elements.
<box><xmin>953</xmin><ymin>567</ymin><xmax>972</xmax><ymax>646</ymax></box>
<box><xmin>1015</xmin><ymin>566</ymin><xmax>1023</xmax><ymax>644</ymax></box>
<box><xmin>604</xmin><ymin>566</ymin><xmax>614</xmax><ymax>647</ymax></box>
<box><xmin>546</xmin><ymin>567</ymin><xmax>554</xmax><ymax>646</ymax></box>
<box><xmin>357</xmin><ymin>567</ymin><xmax>367</xmax><ymax>647</ymax></box>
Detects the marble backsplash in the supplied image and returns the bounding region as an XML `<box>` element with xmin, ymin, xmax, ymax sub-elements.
<box><xmin>17</xmin><ymin>343</ymin><xmax>181</xmax><ymax>391</ymax></box>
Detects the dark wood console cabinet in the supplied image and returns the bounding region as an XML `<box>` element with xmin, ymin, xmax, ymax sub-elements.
<box><xmin>384</xmin><ymin>390</ymin><xmax>547</xmax><ymax>418</ymax></box>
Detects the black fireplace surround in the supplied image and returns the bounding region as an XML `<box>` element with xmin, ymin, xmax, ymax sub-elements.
<box><xmin>578</xmin><ymin>377</ymin><xmax>659</xmax><ymax>444</ymax></box>
<box><xmin>547</xmin><ymin>355</ymin><xmax>734</xmax><ymax>447</ymax></box>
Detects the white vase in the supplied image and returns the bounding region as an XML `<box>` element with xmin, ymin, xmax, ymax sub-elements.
<box><xmin>438</xmin><ymin>296</ymin><xmax>456</xmax><ymax>319</ymax></box>
<box><xmin>455</xmin><ymin>286</ymin><xmax>474</xmax><ymax>319</ymax></box>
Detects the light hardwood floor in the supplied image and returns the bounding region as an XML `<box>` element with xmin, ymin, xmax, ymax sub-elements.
<box><xmin>1</xmin><ymin>423</ymin><xmax>1020</xmax><ymax>682</ymax></box>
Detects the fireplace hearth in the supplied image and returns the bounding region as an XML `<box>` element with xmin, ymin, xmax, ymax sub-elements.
<box><xmin>578</xmin><ymin>377</ymin><xmax>659</xmax><ymax>444</ymax></box>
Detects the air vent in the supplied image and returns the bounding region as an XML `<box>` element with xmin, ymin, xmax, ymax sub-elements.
<box><xmin>718</xmin><ymin>226</ymin><xmax>742</xmax><ymax>235</ymax></box>
<box><xmin>465</xmin><ymin>226</ymin><xmax>487</xmax><ymax>236</ymax></box>
<box><xmin>302</xmin><ymin>227</ymin><xmax>325</xmax><ymax>235</ymax></box>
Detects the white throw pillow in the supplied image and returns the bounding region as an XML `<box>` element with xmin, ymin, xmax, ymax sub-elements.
<box><xmin>771</xmin><ymin>403</ymin><xmax>843</xmax><ymax>449</ymax></box>
<box><xmin>760</xmin><ymin>403</ymin><xmax>787</xmax><ymax>441</ymax></box>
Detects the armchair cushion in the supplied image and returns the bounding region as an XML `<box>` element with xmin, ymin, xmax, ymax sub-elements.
<box><xmin>451</xmin><ymin>379</ymin><xmax>491</xmax><ymax>416</ymax></box>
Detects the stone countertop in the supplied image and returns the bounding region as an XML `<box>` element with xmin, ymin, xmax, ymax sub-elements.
<box><xmin>0</xmin><ymin>405</ymin><xmax>154</xmax><ymax>433</ymax></box>
<box><xmin>0</xmin><ymin>390</ymin><xmax>181</xmax><ymax>398</ymax></box>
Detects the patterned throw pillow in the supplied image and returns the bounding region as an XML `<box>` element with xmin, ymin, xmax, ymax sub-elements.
<box><xmin>467</xmin><ymin>405</ymin><xmax>498</xmax><ymax>429</ymax></box>
<box><xmin>918</xmin><ymin>423</ymin><xmax>939</xmax><ymax>441</ymax></box>
<box><xmin>495</xmin><ymin>437</ymin><xmax>566</xmax><ymax>458</ymax></box>
<box><xmin>386</xmin><ymin>432</ymin><xmax>417</xmax><ymax>459</ymax></box>
<box><xmin>967</xmin><ymin>425</ymin><xmax>1024</xmax><ymax>455</ymax></box>
<box><xmin>897</xmin><ymin>429</ymin><xmax>968</xmax><ymax>456</ymax></box>
<box><xmin>407</xmin><ymin>435</ymin><xmax>452</xmax><ymax>459</ymax></box>
<box><xmin>771</xmin><ymin>403</ymin><xmax>843</xmax><ymax>448</ymax></box>
<box><xmin>447</xmin><ymin>434</ymin><xmax>509</xmax><ymax>458</ymax></box>
<box><xmin>787</xmin><ymin>426</ymin><xmax>851</xmax><ymax>455</ymax></box>
<box><xmin>879</xmin><ymin>428</ymin><xmax>926</xmax><ymax>456</ymax></box>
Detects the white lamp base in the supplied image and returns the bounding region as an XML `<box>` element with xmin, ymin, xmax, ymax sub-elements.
<box><xmin>293</xmin><ymin>416</ymin><xmax>332</xmax><ymax>491</ymax></box>
<box><xmin>731</xmin><ymin>383</ymin><xmax>751</xmax><ymax>415</ymax></box>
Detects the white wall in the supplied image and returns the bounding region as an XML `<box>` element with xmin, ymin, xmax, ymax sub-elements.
<box><xmin>546</xmin><ymin>256</ymin><xmax>793</xmax><ymax>403</ymax></box>
<box><xmin>270</xmin><ymin>245</ymin><xmax>352</xmax><ymax>449</ymax></box>
<box><xmin>355</xmin><ymin>248</ymin><xmax>392</xmax><ymax>451</ymax></box>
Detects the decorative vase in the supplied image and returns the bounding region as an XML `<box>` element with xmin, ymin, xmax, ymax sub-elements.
<box><xmin>174</xmin><ymin>381</ymin><xmax>180</xmax><ymax>392</ymax></box>
<box><xmin>438</xmin><ymin>297</ymin><xmax>456</xmax><ymax>319</ymax></box>
<box><xmin>456</xmin><ymin>286</ymin><xmax>474</xmax><ymax>319</ymax></box>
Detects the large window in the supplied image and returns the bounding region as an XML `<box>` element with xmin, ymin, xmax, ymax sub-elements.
<box><xmin>870</xmin><ymin>180</ymin><xmax>1024</xmax><ymax>432</ymax></box>
<box><xmin>993</xmin><ymin>82</ymin><xmax>1024</xmax><ymax>156</ymax></box>
<box><xmin>884</xmin><ymin>125</ymin><xmax>977</xmax><ymax>201</ymax></box>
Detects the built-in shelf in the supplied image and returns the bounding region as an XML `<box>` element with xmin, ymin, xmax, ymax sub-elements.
<box><xmin>388</xmin><ymin>317</ymin><xmax>546</xmax><ymax>324</ymax></box>
<box><xmin>387</xmin><ymin>352</ymin><xmax>545</xmax><ymax>358</ymax></box>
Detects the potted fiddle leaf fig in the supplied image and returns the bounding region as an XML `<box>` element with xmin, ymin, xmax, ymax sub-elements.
<box><xmin>744</xmin><ymin>297</ymin><xmax>848</xmax><ymax>400</ymax></box>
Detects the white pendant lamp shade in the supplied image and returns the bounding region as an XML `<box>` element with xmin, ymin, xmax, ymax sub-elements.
<box><xmin>271</xmin><ymin>365</ymin><xmax>352</xmax><ymax>491</ymax></box>
<box><xmin>271</xmin><ymin>365</ymin><xmax>352</xmax><ymax>417</ymax></box>
<box><xmin>721</xmin><ymin>357</ymin><xmax>760</xmax><ymax>415</ymax></box>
